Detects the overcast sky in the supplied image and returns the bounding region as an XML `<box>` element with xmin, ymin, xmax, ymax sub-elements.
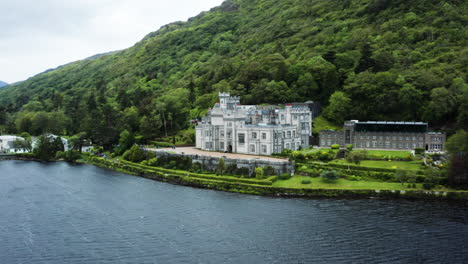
<box><xmin>0</xmin><ymin>0</ymin><xmax>224</xmax><ymax>84</ymax></box>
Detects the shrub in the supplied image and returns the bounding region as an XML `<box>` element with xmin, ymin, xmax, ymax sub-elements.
<box><xmin>331</xmin><ymin>144</ymin><xmax>340</xmax><ymax>149</ymax></box>
<box><xmin>422</xmin><ymin>182</ymin><xmax>435</xmax><ymax>190</ymax></box>
<box><xmin>263</xmin><ymin>165</ymin><xmax>276</xmax><ymax>176</ymax></box>
<box><xmin>266</xmin><ymin>176</ymin><xmax>278</xmax><ymax>182</ymax></box>
<box><xmin>122</xmin><ymin>144</ymin><xmax>146</xmax><ymax>163</ymax></box>
<box><xmin>290</xmin><ymin>151</ymin><xmax>305</xmax><ymax>161</ymax></box>
<box><xmin>56</xmin><ymin>150</ymin><xmax>81</xmax><ymax>162</ymax></box>
<box><xmin>348</xmin><ymin>175</ymin><xmax>362</xmax><ymax>181</ymax></box>
<box><xmin>146</xmin><ymin>158</ymin><xmax>158</xmax><ymax>167</ymax></box>
<box><xmin>346</xmin><ymin>151</ymin><xmax>366</xmax><ymax>165</ymax></box>
<box><xmin>414</xmin><ymin>148</ymin><xmax>425</xmax><ymax>155</ymax></box>
<box><xmin>255</xmin><ymin>167</ymin><xmax>264</xmax><ymax>179</ymax></box>
<box><xmin>301</xmin><ymin>179</ymin><xmax>312</xmax><ymax>184</ymax></box>
<box><xmin>321</xmin><ymin>170</ymin><xmax>339</xmax><ymax>182</ymax></box>
<box><xmin>216</xmin><ymin>158</ymin><xmax>226</xmax><ymax>175</ymax></box>
<box><xmin>191</xmin><ymin>162</ymin><xmax>202</xmax><ymax>173</ymax></box>
<box><xmin>346</xmin><ymin>144</ymin><xmax>353</xmax><ymax>151</ymax></box>
<box><xmin>151</xmin><ymin>141</ymin><xmax>174</xmax><ymax>148</ymax></box>
<box><xmin>279</xmin><ymin>173</ymin><xmax>292</xmax><ymax>180</ymax></box>
<box><xmin>237</xmin><ymin>167</ymin><xmax>250</xmax><ymax>177</ymax></box>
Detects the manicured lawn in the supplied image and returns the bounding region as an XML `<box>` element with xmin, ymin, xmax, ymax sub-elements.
<box><xmin>364</xmin><ymin>149</ymin><xmax>412</xmax><ymax>158</ymax></box>
<box><xmin>273</xmin><ymin>176</ymin><xmax>450</xmax><ymax>191</ymax></box>
<box><xmin>300</xmin><ymin>147</ymin><xmax>339</xmax><ymax>154</ymax></box>
<box><xmin>330</xmin><ymin>159</ymin><xmax>423</xmax><ymax>171</ymax></box>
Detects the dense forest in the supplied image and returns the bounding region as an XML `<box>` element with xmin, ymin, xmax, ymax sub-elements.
<box><xmin>0</xmin><ymin>0</ymin><xmax>467</xmax><ymax>147</ymax></box>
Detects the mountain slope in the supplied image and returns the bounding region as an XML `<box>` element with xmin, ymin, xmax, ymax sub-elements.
<box><xmin>0</xmin><ymin>0</ymin><xmax>467</xmax><ymax>145</ymax></box>
<box><xmin>0</xmin><ymin>81</ymin><xmax>7</xmax><ymax>88</ymax></box>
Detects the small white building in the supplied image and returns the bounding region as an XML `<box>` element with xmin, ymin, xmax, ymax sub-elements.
<box><xmin>31</xmin><ymin>134</ymin><xmax>69</xmax><ymax>151</ymax></box>
<box><xmin>196</xmin><ymin>93</ymin><xmax>312</xmax><ymax>155</ymax></box>
<box><xmin>0</xmin><ymin>135</ymin><xmax>28</xmax><ymax>153</ymax></box>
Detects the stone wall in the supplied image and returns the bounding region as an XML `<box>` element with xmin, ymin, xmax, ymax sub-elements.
<box><xmin>151</xmin><ymin>151</ymin><xmax>294</xmax><ymax>176</ymax></box>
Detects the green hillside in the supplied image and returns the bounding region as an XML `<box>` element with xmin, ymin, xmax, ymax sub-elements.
<box><xmin>0</xmin><ymin>0</ymin><xmax>467</xmax><ymax>147</ymax></box>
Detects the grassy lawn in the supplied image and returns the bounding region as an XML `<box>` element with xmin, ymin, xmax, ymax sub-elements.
<box><xmin>330</xmin><ymin>159</ymin><xmax>423</xmax><ymax>171</ymax></box>
<box><xmin>273</xmin><ymin>176</ymin><xmax>450</xmax><ymax>191</ymax></box>
<box><xmin>364</xmin><ymin>149</ymin><xmax>412</xmax><ymax>158</ymax></box>
<box><xmin>312</xmin><ymin>116</ymin><xmax>341</xmax><ymax>134</ymax></box>
<box><xmin>299</xmin><ymin>147</ymin><xmax>339</xmax><ymax>154</ymax></box>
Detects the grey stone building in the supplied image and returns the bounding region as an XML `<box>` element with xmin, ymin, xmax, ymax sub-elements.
<box><xmin>319</xmin><ymin>120</ymin><xmax>446</xmax><ymax>152</ymax></box>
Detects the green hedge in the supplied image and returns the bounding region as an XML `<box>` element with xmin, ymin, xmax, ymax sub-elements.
<box><xmin>298</xmin><ymin>162</ymin><xmax>428</xmax><ymax>183</ymax></box>
<box><xmin>316</xmin><ymin>162</ymin><xmax>424</xmax><ymax>175</ymax></box>
<box><xmin>150</xmin><ymin>141</ymin><xmax>174</xmax><ymax>148</ymax></box>
<box><xmin>119</xmin><ymin>160</ymin><xmax>274</xmax><ymax>186</ymax></box>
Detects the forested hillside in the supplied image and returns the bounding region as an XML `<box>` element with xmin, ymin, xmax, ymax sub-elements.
<box><xmin>0</xmin><ymin>0</ymin><xmax>466</xmax><ymax>147</ymax></box>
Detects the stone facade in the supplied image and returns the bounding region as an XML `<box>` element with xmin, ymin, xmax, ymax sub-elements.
<box><xmin>319</xmin><ymin>120</ymin><xmax>446</xmax><ymax>152</ymax></box>
<box><xmin>196</xmin><ymin>93</ymin><xmax>312</xmax><ymax>155</ymax></box>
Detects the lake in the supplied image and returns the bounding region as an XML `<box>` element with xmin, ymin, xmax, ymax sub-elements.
<box><xmin>0</xmin><ymin>160</ymin><xmax>467</xmax><ymax>263</ymax></box>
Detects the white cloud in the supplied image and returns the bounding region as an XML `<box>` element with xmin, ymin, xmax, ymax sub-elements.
<box><xmin>0</xmin><ymin>0</ymin><xmax>224</xmax><ymax>83</ymax></box>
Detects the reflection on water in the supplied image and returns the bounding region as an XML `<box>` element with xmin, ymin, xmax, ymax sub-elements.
<box><xmin>0</xmin><ymin>161</ymin><xmax>467</xmax><ymax>264</ymax></box>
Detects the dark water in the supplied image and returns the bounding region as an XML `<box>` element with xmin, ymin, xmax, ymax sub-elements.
<box><xmin>0</xmin><ymin>161</ymin><xmax>467</xmax><ymax>264</ymax></box>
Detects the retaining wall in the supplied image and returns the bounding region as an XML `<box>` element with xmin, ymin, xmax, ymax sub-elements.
<box><xmin>151</xmin><ymin>151</ymin><xmax>294</xmax><ymax>175</ymax></box>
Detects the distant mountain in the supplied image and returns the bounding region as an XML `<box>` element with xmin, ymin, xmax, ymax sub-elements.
<box><xmin>0</xmin><ymin>81</ymin><xmax>8</xmax><ymax>88</ymax></box>
<box><xmin>0</xmin><ymin>0</ymin><xmax>467</xmax><ymax>142</ymax></box>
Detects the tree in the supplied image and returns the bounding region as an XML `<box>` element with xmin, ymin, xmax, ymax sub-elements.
<box><xmin>321</xmin><ymin>170</ymin><xmax>339</xmax><ymax>182</ymax></box>
<box><xmin>346</xmin><ymin>150</ymin><xmax>367</xmax><ymax>165</ymax></box>
<box><xmin>445</xmin><ymin>130</ymin><xmax>468</xmax><ymax>187</ymax></box>
<box><xmin>216</xmin><ymin>158</ymin><xmax>226</xmax><ymax>175</ymax></box>
<box><xmin>68</xmin><ymin>132</ymin><xmax>87</xmax><ymax>153</ymax></box>
<box><xmin>116</xmin><ymin>130</ymin><xmax>135</xmax><ymax>155</ymax></box>
<box><xmin>122</xmin><ymin>144</ymin><xmax>146</xmax><ymax>163</ymax></box>
<box><xmin>13</xmin><ymin>139</ymin><xmax>32</xmax><ymax>152</ymax></box>
<box><xmin>33</xmin><ymin>134</ymin><xmax>65</xmax><ymax>161</ymax></box>
<box><xmin>255</xmin><ymin>167</ymin><xmax>264</xmax><ymax>179</ymax></box>
<box><xmin>395</xmin><ymin>169</ymin><xmax>408</xmax><ymax>185</ymax></box>
<box><xmin>323</xmin><ymin>91</ymin><xmax>351</xmax><ymax>124</ymax></box>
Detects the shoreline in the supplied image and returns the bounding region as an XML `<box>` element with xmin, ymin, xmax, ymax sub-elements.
<box><xmin>80</xmin><ymin>156</ymin><xmax>468</xmax><ymax>203</ymax></box>
<box><xmin>2</xmin><ymin>157</ymin><xmax>467</xmax><ymax>203</ymax></box>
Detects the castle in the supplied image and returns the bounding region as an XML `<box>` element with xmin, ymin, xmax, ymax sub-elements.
<box><xmin>195</xmin><ymin>93</ymin><xmax>312</xmax><ymax>155</ymax></box>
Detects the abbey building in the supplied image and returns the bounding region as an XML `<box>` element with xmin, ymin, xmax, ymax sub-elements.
<box><xmin>320</xmin><ymin>120</ymin><xmax>446</xmax><ymax>152</ymax></box>
<box><xmin>196</xmin><ymin>93</ymin><xmax>312</xmax><ymax>155</ymax></box>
